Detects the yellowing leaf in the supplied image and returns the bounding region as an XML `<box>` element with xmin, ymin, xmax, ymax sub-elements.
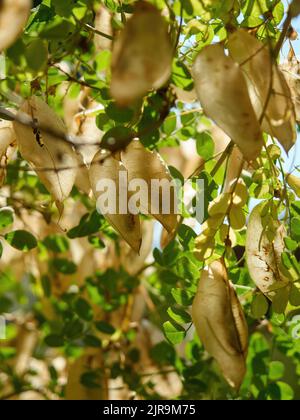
<box><xmin>121</xmin><ymin>139</ymin><xmax>178</xmax><ymax>233</ymax></box>
<box><xmin>224</xmin><ymin>146</ymin><xmax>245</xmax><ymax>193</ymax></box>
<box><xmin>246</xmin><ymin>203</ymin><xmax>288</xmax><ymax>299</ymax></box>
<box><xmin>208</xmin><ymin>192</ymin><xmax>230</xmax><ymax>217</ymax></box>
<box><xmin>192</xmin><ymin>43</ymin><xmax>263</xmax><ymax>161</ymax></box>
<box><xmin>13</xmin><ymin>96</ymin><xmax>78</xmax><ymax>208</ymax></box>
<box><xmin>232</xmin><ymin>181</ymin><xmax>248</xmax><ymax>207</ymax></box>
<box><xmin>110</xmin><ymin>1</ymin><xmax>173</xmax><ymax>105</ymax></box>
<box><xmin>192</xmin><ymin>260</ymin><xmax>248</xmax><ymax>390</ymax></box>
<box><xmin>228</xmin><ymin>29</ymin><xmax>296</xmax><ymax>153</ymax></box>
<box><xmin>229</xmin><ymin>206</ymin><xmax>246</xmax><ymax>230</ymax></box>
<box><xmin>89</xmin><ymin>152</ymin><xmax>142</xmax><ymax>253</ymax></box>
<box><xmin>0</xmin><ymin>0</ymin><xmax>31</xmax><ymax>51</ymax></box>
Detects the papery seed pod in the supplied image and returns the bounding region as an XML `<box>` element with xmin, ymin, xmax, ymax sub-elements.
<box><xmin>192</xmin><ymin>260</ymin><xmax>248</xmax><ymax>390</ymax></box>
<box><xmin>13</xmin><ymin>96</ymin><xmax>78</xmax><ymax>209</ymax></box>
<box><xmin>121</xmin><ymin>139</ymin><xmax>178</xmax><ymax>233</ymax></box>
<box><xmin>89</xmin><ymin>152</ymin><xmax>142</xmax><ymax>253</ymax></box>
<box><xmin>281</xmin><ymin>56</ymin><xmax>300</xmax><ymax>123</ymax></box>
<box><xmin>246</xmin><ymin>203</ymin><xmax>289</xmax><ymax>299</ymax></box>
<box><xmin>228</xmin><ymin>29</ymin><xmax>296</xmax><ymax>153</ymax></box>
<box><xmin>0</xmin><ymin>0</ymin><xmax>31</xmax><ymax>51</ymax></box>
<box><xmin>110</xmin><ymin>1</ymin><xmax>173</xmax><ymax>105</ymax></box>
<box><xmin>286</xmin><ymin>173</ymin><xmax>300</xmax><ymax>198</ymax></box>
<box><xmin>192</xmin><ymin>43</ymin><xmax>263</xmax><ymax>161</ymax></box>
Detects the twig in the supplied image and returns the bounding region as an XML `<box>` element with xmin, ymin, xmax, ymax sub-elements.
<box><xmin>83</xmin><ymin>23</ymin><xmax>114</xmax><ymax>41</ymax></box>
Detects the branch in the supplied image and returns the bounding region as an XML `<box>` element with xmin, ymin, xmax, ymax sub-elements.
<box><xmin>83</xmin><ymin>23</ymin><xmax>114</xmax><ymax>41</ymax></box>
<box><xmin>274</xmin><ymin>11</ymin><xmax>293</xmax><ymax>58</ymax></box>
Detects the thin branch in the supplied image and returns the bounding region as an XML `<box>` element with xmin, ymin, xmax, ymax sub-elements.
<box><xmin>274</xmin><ymin>11</ymin><xmax>293</xmax><ymax>58</ymax></box>
<box><xmin>83</xmin><ymin>23</ymin><xmax>114</xmax><ymax>41</ymax></box>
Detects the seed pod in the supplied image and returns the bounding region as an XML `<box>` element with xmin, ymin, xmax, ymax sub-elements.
<box><xmin>89</xmin><ymin>152</ymin><xmax>142</xmax><ymax>253</ymax></box>
<box><xmin>0</xmin><ymin>0</ymin><xmax>31</xmax><ymax>51</ymax></box>
<box><xmin>0</xmin><ymin>119</ymin><xmax>16</xmax><ymax>186</ymax></box>
<box><xmin>228</xmin><ymin>29</ymin><xmax>296</xmax><ymax>153</ymax></box>
<box><xmin>13</xmin><ymin>96</ymin><xmax>78</xmax><ymax>209</ymax></box>
<box><xmin>192</xmin><ymin>44</ymin><xmax>263</xmax><ymax>161</ymax></box>
<box><xmin>192</xmin><ymin>260</ymin><xmax>248</xmax><ymax>390</ymax></box>
<box><xmin>246</xmin><ymin>203</ymin><xmax>288</xmax><ymax>299</ymax></box>
<box><xmin>286</xmin><ymin>173</ymin><xmax>300</xmax><ymax>198</ymax></box>
<box><xmin>290</xmin><ymin>0</ymin><xmax>300</xmax><ymax>18</ymax></box>
<box><xmin>121</xmin><ymin>139</ymin><xmax>178</xmax><ymax>233</ymax></box>
<box><xmin>281</xmin><ymin>56</ymin><xmax>300</xmax><ymax>123</ymax></box>
<box><xmin>110</xmin><ymin>1</ymin><xmax>173</xmax><ymax>105</ymax></box>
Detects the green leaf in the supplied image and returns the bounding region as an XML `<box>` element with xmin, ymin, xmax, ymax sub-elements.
<box><xmin>284</xmin><ymin>237</ymin><xmax>298</xmax><ymax>252</ymax></box>
<box><xmin>289</xmin><ymin>284</ymin><xmax>300</xmax><ymax>306</ymax></box>
<box><xmin>67</xmin><ymin>211</ymin><xmax>104</xmax><ymax>239</ymax></box>
<box><xmin>162</xmin><ymin>113</ymin><xmax>177</xmax><ymax>136</ymax></box>
<box><xmin>100</xmin><ymin>126</ymin><xmax>136</xmax><ymax>152</ymax></box>
<box><xmin>45</xmin><ymin>334</ymin><xmax>64</xmax><ymax>348</ymax></box>
<box><xmin>251</xmin><ymin>293</ymin><xmax>269</xmax><ymax>319</ymax></box>
<box><xmin>80</xmin><ymin>371</ymin><xmax>102</xmax><ymax>389</ymax></box>
<box><xmin>196</xmin><ymin>131</ymin><xmax>214</xmax><ymax>160</ymax></box>
<box><xmin>63</xmin><ymin>319</ymin><xmax>84</xmax><ymax>339</ymax></box>
<box><xmin>43</xmin><ymin>235</ymin><xmax>69</xmax><ymax>253</ymax></box>
<box><xmin>0</xmin><ymin>295</ymin><xmax>12</xmax><ymax>313</ymax></box>
<box><xmin>83</xmin><ymin>335</ymin><xmax>102</xmax><ymax>348</ymax></box>
<box><xmin>106</xmin><ymin>102</ymin><xmax>134</xmax><ymax>123</ymax></box>
<box><xmin>25</xmin><ymin>39</ymin><xmax>48</xmax><ymax>71</ymax></box>
<box><xmin>171</xmin><ymin>288</ymin><xmax>194</xmax><ymax>306</ymax></box>
<box><xmin>269</xmin><ymin>361</ymin><xmax>285</xmax><ymax>381</ymax></box>
<box><xmin>291</xmin><ymin>217</ymin><xmax>300</xmax><ymax>241</ymax></box>
<box><xmin>167</xmin><ymin>306</ymin><xmax>192</xmax><ymax>325</ymax></box>
<box><xmin>4</xmin><ymin>230</ymin><xmax>37</xmax><ymax>251</ymax></box>
<box><xmin>88</xmin><ymin>236</ymin><xmax>105</xmax><ymax>250</ymax></box>
<box><xmin>74</xmin><ymin>298</ymin><xmax>93</xmax><ymax>322</ymax></box>
<box><xmin>52</xmin><ymin>258</ymin><xmax>77</xmax><ymax>275</ymax></box>
<box><xmin>172</xmin><ymin>60</ymin><xmax>193</xmax><ymax>90</ymax></box>
<box><xmin>41</xmin><ymin>275</ymin><xmax>51</xmax><ymax>298</ymax></box>
<box><xmin>0</xmin><ymin>208</ymin><xmax>14</xmax><ymax>229</ymax></box>
<box><xmin>95</xmin><ymin>321</ymin><xmax>116</xmax><ymax>335</ymax></box>
<box><xmin>163</xmin><ymin>321</ymin><xmax>186</xmax><ymax>345</ymax></box>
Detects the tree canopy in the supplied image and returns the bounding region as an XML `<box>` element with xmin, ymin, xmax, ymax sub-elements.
<box><xmin>1</xmin><ymin>0</ymin><xmax>300</xmax><ymax>401</ymax></box>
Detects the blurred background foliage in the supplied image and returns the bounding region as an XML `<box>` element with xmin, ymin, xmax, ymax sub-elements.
<box><xmin>0</xmin><ymin>0</ymin><xmax>300</xmax><ymax>400</ymax></box>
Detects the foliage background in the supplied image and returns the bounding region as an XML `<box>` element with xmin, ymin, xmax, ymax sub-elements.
<box><xmin>0</xmin><ymin>0</ymin><xmax>300</xmax><ymax>400</ymax></box>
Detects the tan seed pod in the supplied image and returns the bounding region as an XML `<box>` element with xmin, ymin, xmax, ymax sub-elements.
<box><xmin>110</xmin><ymin>1</ymin><xmax>173</xmax><ymax>105</ymax></box>
<box><xmin>13</xmin><ymin>96</ymin><xmax>79</xmax><ymax>209</ymax></box>
<box><xmin>192</xmin><ymin>260</ymin><xmax>248</xmax><ymax>390</ymax></box>
<box><xmin>246</xmin><ymin>203</ymin><xmax>288</xmax><ymax>299</ymax></box>
<box><xmin>192</xmin><ymin>43</ymin><xmax>263</xmax><ymax>161</ymax></box>
<box><xmin>89</xmin><ymin>152</ymin><xmax>142</xmax><ymax>253</ymax></box>
<box><xmin>228</xmin><ymin>29</ymin><xmax>296</xmax><ymax>153</ymax></box>
<box><xmin>0</xmin><ymin>0</ymin><xmax>31</xmax><ymax>51</ymax></box>
<box><xmin>121</xmin><ymin>139</ymin><xmax>178</xmax><ymax>233</ymax></box>
<box><xmin>281</xmin><ymin>57</ymin><xmax>300</xmax><ymax>123</ymax></box>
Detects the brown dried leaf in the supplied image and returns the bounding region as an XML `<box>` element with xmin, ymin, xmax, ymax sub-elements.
<box><xmin>192</xmin><ymin>260</ymin><xmax>248</xmax><ymax>390</ymax></box>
